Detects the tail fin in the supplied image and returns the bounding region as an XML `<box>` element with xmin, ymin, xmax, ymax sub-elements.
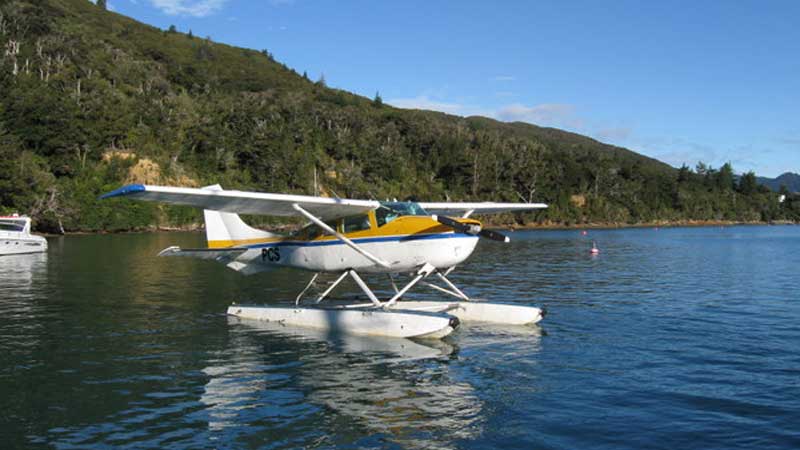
<box><xmin>202</xmin><ymin>185</ymin><xmax>278</xmax><ymax>248</ymax></box>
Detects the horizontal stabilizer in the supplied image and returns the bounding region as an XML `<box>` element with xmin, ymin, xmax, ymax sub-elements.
<box><xmin>158</xmin><ymin>245</ymin><xmax>246</xmax><ymax>263</ymax></box>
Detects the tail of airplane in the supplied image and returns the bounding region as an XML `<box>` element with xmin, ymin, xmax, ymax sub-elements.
<box><xmin>202</xmin><ymin>185</ymin><xmax>278</xmax><ymax>248</ymax></box>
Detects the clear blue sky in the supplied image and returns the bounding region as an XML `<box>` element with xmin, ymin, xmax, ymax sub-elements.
<box><xmin>106</xmin><ymin>0</ymin><xmax>799</xmax><ymax>177</ymax></box>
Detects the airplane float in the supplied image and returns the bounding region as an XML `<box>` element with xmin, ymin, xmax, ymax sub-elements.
<box><xmin>101</xmin><ymin>184</ymin><xmax>548</xmax><ymax>339</ymax></box>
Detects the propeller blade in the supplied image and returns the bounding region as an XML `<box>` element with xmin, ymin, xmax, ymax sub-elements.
<box><xmin>478</xmin><ymin>228</ymin><xmax>511</xmax><ymax>243</ymax></box>
<box><xmin>433</xmin><ymin>215</ymin><xmax>480</xmax><ymax>235</ymax></box>
<box><xmin>433</xmin><ymin>214</ymin><xmax>509</xmax><ymax>242</ymax></box>
<box><xmin>433</xmin><ymin>214</ymin><xmax>457</xmax><ymax>228</ymax></box>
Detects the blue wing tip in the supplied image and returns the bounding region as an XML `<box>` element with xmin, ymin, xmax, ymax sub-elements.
<box><xmin>99</xmin><ymin>184</ymin><xmax>146</xmax><ymax>200</ymax></box>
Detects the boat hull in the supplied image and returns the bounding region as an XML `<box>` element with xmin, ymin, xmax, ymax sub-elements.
<box><xmin>0</xmin><ymin>237</ymin><xmax>48</xmax><ymax>256</ymax></box>
<box><xmin>227</xmin><ymin>304</ymin><xmax>459</xmax><ymax>339</ymax></box>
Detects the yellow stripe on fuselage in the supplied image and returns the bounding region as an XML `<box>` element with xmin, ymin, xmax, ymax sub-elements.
<box><xmin>207</xmin><ymin>236</ymin><xmax>284</xmax><ymax>249</ymax></box>
<box><xmin>207</xmin><ymin>214</ymin><xmax>481</xmax><ymax>248</ymax></box>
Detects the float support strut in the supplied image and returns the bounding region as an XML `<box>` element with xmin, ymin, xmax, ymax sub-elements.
<box><xmin>314</xmin><ymin>271</ymin><xmax>350</xmax><ymax>304</ymax></box>
<box><xmin>435</xmin><ymin>271</ymin><xmax>470</xmax><ymax>300</ymax></box>
<box><xmin>384</xmin><ymin>263</ymin><xmax>436</xmax><ymax>308</ymax></box>
<box><xmin>348</xmin><ymin>270</ymin><xmax>382</xmax><ymax>306</ymax></box>
<box><xmin>295</xmin><ymin>273</ymin><xmax>320</xmax><ymax>305</ymax></box>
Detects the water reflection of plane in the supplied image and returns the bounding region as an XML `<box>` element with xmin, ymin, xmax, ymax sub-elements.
<box><xmin>199</xmin><ymin>317</ymin><xmax>485</xmax><ymax>449</ymax></box>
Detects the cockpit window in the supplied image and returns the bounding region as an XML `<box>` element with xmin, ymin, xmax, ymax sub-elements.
<box><xmin>375</xmin><ymin>202</ymin><xmax>428</xmax><ymax>227</ymax></box>
<box><xmin>342</xmin><ymin>214</ymin><xmax>371</xmax><ymax>233</ymax></box>
<box><xmin>299</xmin><ymin>220</ymin><xmax>337</xmax><ymax>240</ymax></box>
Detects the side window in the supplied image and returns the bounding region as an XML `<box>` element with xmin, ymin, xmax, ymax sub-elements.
<box><xmin>304</xmin><ymin>224</ymin><xmax>322</xmax><ymax>240</ymax></box>
<box><xmin>375</xmin><ymin>208</ymin><xmax>399</xmax><ymax>227</ymax></box>
<box><xmin>302</xmin><ymin>220</ymin><xmax>338</xmax><ymax>239</ymax></box>
<box><xmin>342</xmin><ymin>214</ymin><xmax>371</xmax><ymax>233</ymax></box>
<box><xmin>0</xmin><ymin>223</ymin><xmax>24</xmax><ymax>232</ymax></box>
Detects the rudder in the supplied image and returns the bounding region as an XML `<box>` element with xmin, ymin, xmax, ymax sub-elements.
<box><xmin>202</xmin><ymin>185</ymin><xmax>277</xmax><ymax>248</ymax></box>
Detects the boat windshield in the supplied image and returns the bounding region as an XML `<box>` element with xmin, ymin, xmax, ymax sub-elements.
<box><xmin>0</xmin><ymin>221</ymin><xmax>25</xmax><ymax>232</ymax></box>
<box><xmin>376</xmin><ymin>201</ymin><xmax>429</xmax><ymax>227</ymax></box>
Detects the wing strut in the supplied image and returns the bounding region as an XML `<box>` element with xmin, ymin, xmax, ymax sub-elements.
<box><xmin>291</xmin><ymin>203</ymin><xmax>392</xmax><ymax>269</ymax></box>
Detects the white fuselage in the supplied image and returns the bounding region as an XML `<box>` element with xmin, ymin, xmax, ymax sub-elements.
<box><xmin>231</xmin><ymin>232</ymin><xmax>479</xmax><ymax>274</ymax></box>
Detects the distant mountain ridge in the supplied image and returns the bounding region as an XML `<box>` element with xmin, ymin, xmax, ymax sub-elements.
<box><xmin>757</xmin><ymin>173</ymin><xmax>800</xmax><ymax>193</ymax></box>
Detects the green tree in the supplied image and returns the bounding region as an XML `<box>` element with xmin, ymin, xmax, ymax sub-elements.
<box><xmin>677</xmin><ymin>164</ymin><xmax>690</xmax><ymax>183</ymax></box>
<box><xmin>96</xmin><ymin>0</ymin><xmax>107</xmax><ymax>10</ymax></box>
<box><xmin>0</xmin><ymin>121</ymin><xmax>22</xmax><ymax>209</ymax></box>
<box><xmin>372</xmin><ymin>91</ymin><xmax>383</xmax><ymax>107</ymax></box>
<box><xmin>168</xmin><ymin>24</ymin><xmax>177</xmax><ymax>33</ymax></box>
<box><xmin>738</xmin><ymin>171</ymin><xmax>757</xmax><ymax>195</ymax></box>
<box><xmin>716</xmin><ymin>162</ymin><xmax>735</xmax><ymax>191</ymax></box>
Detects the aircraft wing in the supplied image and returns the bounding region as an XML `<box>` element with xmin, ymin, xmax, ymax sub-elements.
<box><xmin>100</xmin><ymin>184</ymin><xmax>379</xmax><ymax>221</ymax></box>
<box><xmin>419</xmin><ymin>202</ymin><xmax>548</xmax><ymax>217</ymax></box>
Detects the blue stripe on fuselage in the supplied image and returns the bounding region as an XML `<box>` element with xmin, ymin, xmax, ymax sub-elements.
<box><xmin>244</xmin><ymin>232</ymin><xmax>475</xmax><ymax>249</ymax></box>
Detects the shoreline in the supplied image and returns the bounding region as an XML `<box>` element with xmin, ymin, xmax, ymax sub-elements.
<box><xmin>506</xmin><ymin>219</ymin><xmax>797</xmax><ymax>230</ymax></box>
<box><xmin>43</xmin><ymin>220</ymin><xmax>797</xmax><ymax>236</ymax></box>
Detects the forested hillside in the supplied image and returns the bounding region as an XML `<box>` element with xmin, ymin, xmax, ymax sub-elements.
<box><xmin>0</xmin><ymin>0</ymin><xmax>797</xmax><ymax>232</ymax></box>
<box><xmin>757</xmin><ymin>173</ymin><xmax>800</xmax><ymax>194</ymax></box>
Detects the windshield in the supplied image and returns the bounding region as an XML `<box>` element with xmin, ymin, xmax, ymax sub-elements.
<box><xmin>379</xmin><ymin>202</ymin><xmax>428</xmax><ymax>216</ymax></box>
<box><xmin>376</xmin><ymin>202</ymin><xmax>428</xmax><ymax>227</ymax></box>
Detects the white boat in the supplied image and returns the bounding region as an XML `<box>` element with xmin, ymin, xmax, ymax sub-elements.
<box><xmin>0</xmin><ymin>215</ymin><xmax>48</xmax><ymax>255</ymax></box>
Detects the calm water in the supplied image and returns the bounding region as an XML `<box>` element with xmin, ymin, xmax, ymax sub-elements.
<box><xmin>1</xmin><ymin>226</ymin><xmax>799</xmax><ymax>449</ymax></box>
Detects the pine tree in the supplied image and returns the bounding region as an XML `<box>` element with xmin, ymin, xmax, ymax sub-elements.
<box><xmin>168</xmin><ymin>25</ymin><xmax>177</xmax><ymax>33</ymax></box>
<box><xmin>372</xmin><ymin>91</ymin><xmax>383</xmax><ymax>107</ymax></box>
<box><xmin>717</xmin><ymin>162</ymin><xmax>735</xmax><ymax>191</ymax></box>
<box><xmin>97</xmin><ymin>0</ymin><xmax>107</xmax><ymax>10</ymax></box>
<box><xmin>737</xmin><ymin>171</ymin><xmax>757</xmax><ymax>195</ymax></box>
<box><xmin>677</xmin><ymin>164</ymin><xmax>690</xmax><ymax>183</ymax></box>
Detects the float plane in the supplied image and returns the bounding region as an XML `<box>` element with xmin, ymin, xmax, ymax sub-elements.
<box><xmin>101</xmin><ymin>184</ymin><xmax>548</xmax><ymax>339</ymax></box>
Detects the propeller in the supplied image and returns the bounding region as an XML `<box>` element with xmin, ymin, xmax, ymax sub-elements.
<box><xmin>432</xmin><ymin>215</ymin><xmax>510</xmax><ymax>243</ymax></box>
